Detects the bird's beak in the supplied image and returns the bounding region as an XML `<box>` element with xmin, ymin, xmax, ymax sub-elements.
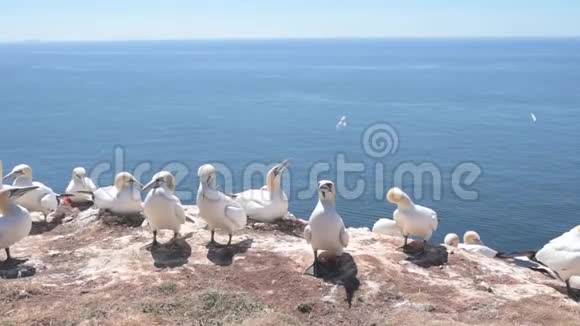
<box><xmin>131</xmin><ymin>178</ymin><xmax>144</xmax><ymax>189</ymax></box>
<box><xmin>78</xmin><ymin>176</ymin><xmax>87</xmax><ymax>188</ymax></box>
<box><xmin>9</xmin><ymin>186</ymin><xmax>39</xmax><ymax>199</ymax></box>
<box><xmin>142</xmin><ymin>179</ymin><xmax>160</xmax><ymax>192</ymax></box>
<box><xmin>3</xmin><ymin>171</ymin><xmax>18</xmax><ymax>180</ymax></box>
<box><xmin>273</xmin><ymin>160</ymin><xmax>290</xmax><ymax>176</ymax></box>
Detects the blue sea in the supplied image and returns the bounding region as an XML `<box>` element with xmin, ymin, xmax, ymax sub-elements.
<box><xmin>1</xmin><ymin>38</ymin><xmax>579</xmax><ymax>251</ymax></box>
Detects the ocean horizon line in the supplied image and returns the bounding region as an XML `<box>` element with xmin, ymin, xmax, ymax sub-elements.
<box><xmin>1</xmin><ymin>35</ymin><xmax>580</xmax><ymax>45</ymax></box>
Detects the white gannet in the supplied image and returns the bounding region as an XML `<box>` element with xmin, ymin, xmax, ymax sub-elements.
<box><xmin>196</xmin><ymin>164</ymin><xmax>247</xmax><ymax>245</ymax></box>
<box><xmin>65</xmin><ymin>167</ymin><xmax>97</xmax><ymax>205</ymax></box>
<box><xmin>83</xmin><ymin>172</ymin><xmax>143</xmax><ymax>216</ymax></box>
<box><xmin>142</xmin><ymin>171</ymin><xmax>186</xmax><ymax>247</ymax></box>
<box><xmin>234</xmin><ymin>160</ymin><xmax>289</xmax><ymax>223</ymax></box>
<box><xmin>535</xmin><ymin>226</ymin><xmax>580</xmax><ymax>300</ymax></box>
<box><xmin>304</xmin><ymin>180</ymin><xmax>349</xmax><ymax>270</ymax></box>
<box><xmin>387</xmin><ymin>187</ymin><xmax>438</xmax><ymax>250</ymax></box>
<box><xmin>458</xmin><ymin>231</ymin><xmax>499</xmax><ymax>258</ymax></box>
<box><xmin>3</xmin><ymin>164</ymin><xmax>61</xmax><ymax>222</ymax></box>
<box><xmin>336</xmin><ymin>115</ymin><xmax>347</xmax><ymax>130</ymax></box>
<box><xmin>530</xmin><ymin>112</ymin><xmax>537</xmax><ymax>123</ymax></box>
<box><xmin>0</xmin><ymin>161</ymin><xmax>38</xmax><ymax>264</ymax></box>
<box><xmin>372</xmin><ymin>218</ymin><xmax>403</xmax><ymax>237</ymax></box>
<box><xmin>443</xmin><ymin>233</ymin><xmax>460</xmax><ymax>247</ymax></box>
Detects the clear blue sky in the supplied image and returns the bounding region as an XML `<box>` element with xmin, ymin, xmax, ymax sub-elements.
<box><xmin>1</xmin><ymin>0</ymin><xmax>580</xmax><ymax>41</ymax></box>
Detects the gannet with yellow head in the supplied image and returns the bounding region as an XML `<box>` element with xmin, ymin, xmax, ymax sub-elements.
<box><xmin>457</xmin><ymin>231</ymin><xmax>499</xmax><ymax>258</ymax></box>
<box><xmin>85</xmin><ymin>172</ymin><xmax>143</xmax><ymax>216</ymax></box>
<box><xmin>65</xmin><ymin>167</ymin><xmax>97</xmax><ymax>205</ymax></box>
<box><xmin>0</xmin><ymin>161</ymin><xmax>38</xmax><ymax>264</ymax></box>
<box><xmin>3</xmin><ymin>164</ymin><xmax>60</xmax><ymax>222</ymax></box>
<box><xmin>196</xmin><ymin>164</ymin><xmax>247</xmax><ymax>246</ymax></box>
<box><xmin>304</xmin><ymin>180</ymin><xmax>349</xmax><ymax>274</ymax></box>
<box><xmin>387</xmin><ymin>187</ymin><xmax>438</xmax><ymax>250</ymax></box>
<box><xmin>142</xmin><ymin>171</ymin><xmax>186</xmax><ymax>247</ymax></box>
<box><xmin>234</xmin><ymin>160</ymin><xmax>289</xmax><ymax>222</ymax></box>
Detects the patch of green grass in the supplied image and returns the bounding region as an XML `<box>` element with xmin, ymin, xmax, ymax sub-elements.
<box><xmin>198</xmin><ymin>288</ymin><xmax>264</xmax><ymax>322</ymax></box>
<box><xmin>138</xmin><ymin>288</ymin><xmax>265</xmax><ymax>325</ymax></box>
<box><xmin>157</xmin><ymin>281</ymin><xmax>178</xmax><ymax>295</ymax></box>
<box><xmin>1</xmin><ymin>321</ymin><xmax>16</xmax><ymax>326</ymax></box>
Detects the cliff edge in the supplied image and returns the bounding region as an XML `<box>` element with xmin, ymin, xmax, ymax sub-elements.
<box><xmin>0</xmin><ymin>207</ymin><xmax>578</xmax><ymax>325</ymax></box>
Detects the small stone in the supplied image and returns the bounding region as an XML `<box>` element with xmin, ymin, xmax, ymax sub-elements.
<box><xmin>297</xmin><ymin>303</ymin><xmax>313</xmax><ymax>314</ymax></box>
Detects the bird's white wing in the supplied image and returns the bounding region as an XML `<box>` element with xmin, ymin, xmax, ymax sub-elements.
<box><xmin>224</xmin><ymin>204</ymin><xmax>246</xmax><ymax>229</ymax></box>
<box><xmin>304</xmin><ymin>225</ymin><xmax>312</xmax><ymax>244</ymax></box>
<box><xmin>40</xmin><ymin>192</ymin><xmax>58</xmax><ymax>211</ymax></box>
<box><xmin>417</xmin><ymin>205</ymin><xmax>439</xmax><ymax>231</ymax></box>
<box><xmin>84</xmin><ymin>177</ymin><xmax>97</xmax><ymax>191</ymax></box>
<box><xmin>223</xmin><ymin>194</ymin><xmax>247</xmax><ymax>228</ymax></box>
<box><xmin>372</xmin><ymin>218</ymin><xmax>403</xmax><ymax>237</ymax></box>
<box><xmin>459</xmin><ymin>244</ymin><xmax>498</xmax><ymax>258</ymax></box>
<box><xmin>175</xmin><ymin>203</ymin><xmax>186</xmax><ymax>224</ymax></box>
<box><xmin>339</xmin><ymin>226</ymin><xmax>349</xmax><ymax>248</ymax></box>
<box><xmin>93</xmin><ymin>186</ymin><xmax>116</xmax><ymax>209</ymax></box>
<box><xmin>65</xmin><ymin>180</ymin><xmax>75</xmax><ymax>194</ymax></box>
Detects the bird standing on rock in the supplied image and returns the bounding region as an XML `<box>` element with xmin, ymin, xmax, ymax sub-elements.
<box><xmin>196</xmin><ymin>164</ymin><xmax>247</xmax><ymax>246</ymax></box>
<box><xmin>387</xmin><ymin>187</ymin><xmax>438</xmax><ymax>252</ymax></box>
<box><xmin>535</xmin><ymin>225</ymin><xmax>580</xmax><ymax>301</ymax></box>
<box><xmin>142</xmin><ymin>171</ymin><xmax>186</xmax><ymax>247</ymax></box>
<box><xmin>0</xmin><ymin>161</ymin><xmax>38</xmax><ymax>265</ymax></box>
<box><xmin>304</xmin><ymin>180</ymin><xmax>349</xmax><ymax>274</ymax></box>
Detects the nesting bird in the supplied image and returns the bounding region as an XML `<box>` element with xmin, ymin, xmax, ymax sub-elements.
<box><xmin>3</xmin><ymin>164</ymin><xmax>61</xmax><ymax>222</ymax></box>
<box><xmin>65</xmin><ymin>167</ymin><xmax>97</xmax><ymax>206</ymax></box>
<box><xmin>459</xmin><ymin>231</ymin><xmax>499</xmax><ymax>258</ymax></box>
<box><xmin>387</xmin><ymin>187</ymin><xmax>438</xmax><ymax>250</ymax></box>
<box><xmin>234</xmin><ymin>159</ymin><xmax>289</xmax><ymax>223</ymax></box>
<box><xmin>0</xmin><ymin>161</ymin><xmax>38</xmax><ymax>264</ymax></box>
<box><xmin>142</xmin><ymin>171</ymin><xmax>186</xmax><ymax>247</ymax></box>
<box><xmin>196</xmin><ymin>164</ymin><xmax>247</xmax><ymax>246</ymax></box>
<box><xmin>444</xmin><ymin>231</ymin><xmax>499</xmax><ymax>258</ymax></box>
<box><xmin>443</xmin><ymin>233</ymin><xmax>460</xmax><ymax>247</ymax></box>
<box><xmin>84</xmin><ymin>172</ymin><xmax>143</xmax><ymax>216</ymax></box>
<box><xmin>535</xmin><ymin>226</ymin><xmax>580</xmax><ymax>300</ymax></box>
<box><xmin>304</xmin><ymin>180</ymin><xmax>349</xmax><ymax>272</ymax></box>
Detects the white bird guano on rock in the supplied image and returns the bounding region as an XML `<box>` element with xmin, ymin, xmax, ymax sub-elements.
<box><xmin>3</xmin><ymin>164</ymin><xmax>60</xmax><ymax>222</ymax></box>
<box><xmin>535</xmin><ymin>225</ymin><xmax>580</xmax><ymax>300</ymax></box>
<box><xmin>234</xmin><ymin>160</ymin><xmax>289</xmax><ymax>223</ymax></box>
<box><xmin>304</xmin><ymin>180</ymin><xmax>349</xmax><ymax>269</ymax></box>
<box><xmin>196</xmin><ymin>164</ymin><xmax>247</xmax><ymax>246</ymax></box>
<box><xmin>65</xmin><ymin>167</ymin><xmax>97</xmax><ymax>205</ymax></box>
<box><xmin>142</xmin><ymin>171</ymin><xmax>186</xmax><ymax>247</ymax></box>
<box><xmin>0</xmin><ymin>160</ymin><xmax>38</xmax><ymax>264</ymax></box>
<box><xmin>83</xmin><ymin>172</ymin><xmax>143</xmax><ymax>216</ymax></box>
<box><xmin>387</xmin><ymin>187</ymin><xmax>438</xmax><ymax>249</ymax></box>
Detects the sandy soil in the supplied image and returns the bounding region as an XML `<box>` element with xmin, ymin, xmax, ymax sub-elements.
<box><xmin>0</xmin><ymin>206</ymin><xmax>578</xmax><ymax>325</ymax></box>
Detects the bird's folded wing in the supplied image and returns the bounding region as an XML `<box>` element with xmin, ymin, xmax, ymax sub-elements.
<box><xmin>304</xmin><ymin>225</ymin><xmax>312</xmax><ymax>243</ymax></box>
<box><xmin>41</xmin><ymin>193</ymin><xmax>58</xmax><ymax>211</ymax></box>
<box><xmin>339</xmin><ymin>226</ymin><xmax>350</xmax><ymax>247</ymax></box>
<box><xmin>175</xmin><ymin>203</ymin><xmax>186</xmax><ymax>224</ymax></box>
<box><xmin>224</xmin><ymin>205</ymin><xmax>246</xmax><ymax>229</ymax></box>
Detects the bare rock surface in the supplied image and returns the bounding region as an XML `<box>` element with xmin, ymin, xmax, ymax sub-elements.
<box><xmin>0</xmin><ymin>206</ymin><xmax>578</xmax><ymax>325</ymax></box>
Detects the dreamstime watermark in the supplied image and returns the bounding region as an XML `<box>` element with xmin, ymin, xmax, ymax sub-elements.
<box><xmin>86</xmin><ymin>122</ymin><xmax>482</xmax><ymax>202</ymax></box>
